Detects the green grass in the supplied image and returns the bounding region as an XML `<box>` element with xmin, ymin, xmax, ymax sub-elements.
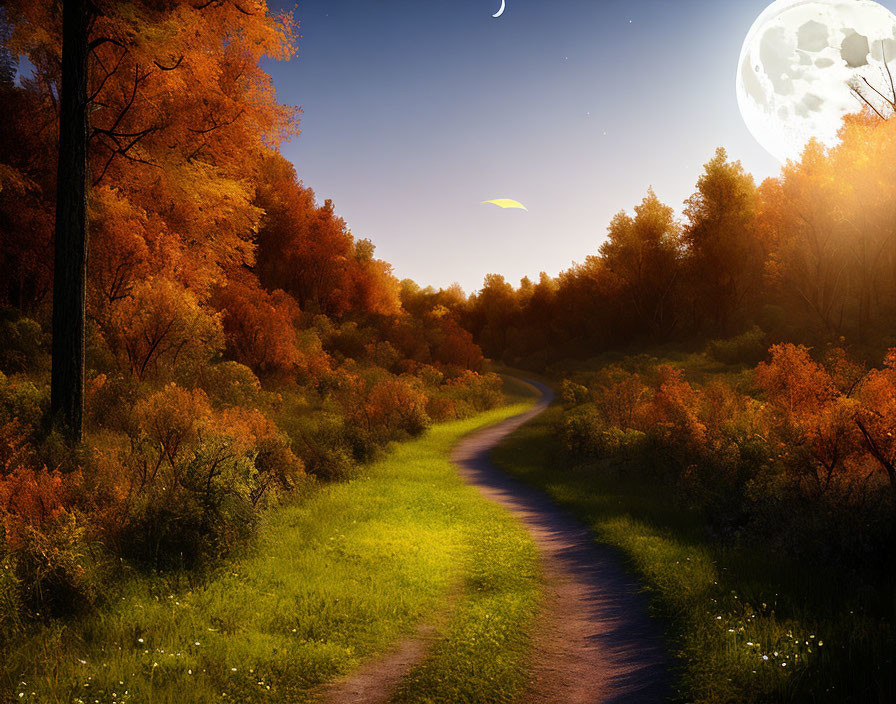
<box><xmin>1</xmin><ymin>404</ymin><xmax>540</xmax><ymax>704</ymax></box>
<box><xmin>491</xmin><ymin>404</ymin><xmax>896</xmax><ymax>704</ymax></box>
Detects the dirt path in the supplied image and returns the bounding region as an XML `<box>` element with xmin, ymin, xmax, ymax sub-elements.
<box><xmin>316</xmin><ymin>620</ymin><xmax>436</xmax><ymax>704</ymax></box>
<box><xmin>319</xmin><ymin>385</ymin><xmax>668</xmax><ymax>703</ymax></box>
<box><xmin>451</xmin><ymin>380</ymin><xmax>669</xmax><ymax>703</ymax></box>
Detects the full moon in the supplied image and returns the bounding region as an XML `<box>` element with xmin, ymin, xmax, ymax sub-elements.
<box><xmin>737</xmin><ymin>0</ymin><xmax>896</xmax><ymax>163</ymax></box>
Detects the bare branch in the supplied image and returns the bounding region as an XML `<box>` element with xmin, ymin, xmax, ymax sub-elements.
<box><xmin>88</xmin><ymin>37</ymin><xmax>126</xmax><ymax>53</ymax></box>
<box><xmin>89</xmin><ymin>45</ymin><xmax>127</xmax><ymax>102</ymax></box>
<box><xmin>188</xmin><ymin>109</ymin><xmax>245</xmax><ymax>135</ymax></box>
<box><xmin>154</xmin><ymin>55</ymin><xmax>184</xmax><ymax>71</ymax></box>
<box><xmin>851</xmin><ymin>86</ymin><xmax>888</xmax><ymax>121</ymax></box>
<box><xmin>883</xmin><ymin>43</ymin><xmax>896</xmax><ymax>109</ymax></box>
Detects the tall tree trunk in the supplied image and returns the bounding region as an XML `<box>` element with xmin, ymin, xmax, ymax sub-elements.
<box><xmin>50</xmin><ymin>0</ymin><xmax>89</xmax><ymax>443</ymax></box>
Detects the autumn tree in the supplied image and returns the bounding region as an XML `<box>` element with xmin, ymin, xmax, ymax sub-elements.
<box><xmin>600</xmin><ymin>189</ymin><xmax>682</xmax><ymax>339</ymax></box>
<box><xmin>254</xmin><ymin>154</ymin><xmax>400</xmax><ymax>317</ymax></box>
<box><xmin>468</xmin><ymin>274</ymin><xmax>520</xmax><ymax>359</ymax></box>
<box><xmin>683</xmin><ymin>148</ymin><xmax>762</xmax><ymax>334</ymax></box>
<box><xmin>855</xmin><ymin>350</ymin><xmax>896</xmax><ymax>499</ymax></box>
<box><xmin>3</xmin><ymin>0</ymin><xmax>298</xmax><ymax>440</ymax></box>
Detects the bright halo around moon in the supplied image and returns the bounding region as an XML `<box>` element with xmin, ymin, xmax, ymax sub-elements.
<box><xmin>737</xmin><ymin>0</ymin><xmax>896</xmax><ymax>163</ymax></box>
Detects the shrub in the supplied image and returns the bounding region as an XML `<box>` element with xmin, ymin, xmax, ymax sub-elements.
<box><xmin>426</xmin><ymin>396</ymin><xmax>457</xmax><ymax>422</ymax></box>
<box><xmin>589</xmin><ymin>366</ymin><xmax>649</xmax><ymax>428</ymax></box>
<box><xmin>117</xmin><ymin>384</ymin><xmax>300</xmax><ymax>567</ymax></box>
<box><xmin>0</xmin><ymin>465</ymin><xmax>102</xmax><ymax>615</ymax></box>
<box><xmin>0</xmin><ymin>372</ymin><xmax>46</xmax><ymax>430</ymax></box>
<box><xmin>291</xmin><ymin>413</ymin><xmax>357</xmax><ymax>481</ymax></box>
<box><xmin>558</xmin><ymin>406</ymin><xmax>608</xmax><ymax>459</ymax></box>
<box><xmin>756</xmin><ymin>345</ymin><xmax>862</xmax><ymax>495</ymax></box>
<box><xmin>442</xmin><ymin>371</ymin><xmax>503</xmax><ymax>415</ymax></box>
<box><xmin>199</xmin><ymin>361</ymin><xmax>262</xmax><ymax>408</ymax></box>
<box><xmin>706</xmin><ymin>325</ymin><xmax>767</xmax><ymax>365</ymax></box>
<box><xmin>0</xmin><ymin>314</ymin><xmax>47</xmax><ymax>373</ymax></box>
<box><xmin>557</xmin><ymin>405</ymin><xmax>646</xmax><ymax>463</ymax></box>
<box><xmin>251</xmin><ymin>434</ymin><xmax>306</xmax><ymax>507</ymax></box>
<box><xmin>559</xmin><ymin>379</ymin><xmax>589</xmax><ymax>407</ymax></box>
<box><xmin>364</xmin><ymin>377</ymin><xmax>431</xmax><ymax>439</ymax></box>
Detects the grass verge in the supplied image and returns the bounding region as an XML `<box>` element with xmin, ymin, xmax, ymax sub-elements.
<box><xmin>2</xmin><ymin>403</ymin><xmax>540</xmax><ymax>704</ymax></box>
<box><xmin>491</xmin><ymin>404</ymin><xmax>896</xmax><ymax>704</ymax></box>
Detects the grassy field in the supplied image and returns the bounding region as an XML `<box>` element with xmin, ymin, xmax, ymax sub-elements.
<box><xmin>1</xmin><ymin>401</ymin><xmax>540</xmax><ymax>704</ymax></box>
<box><xmin>491</xmin><ymin>403</ymin><xmax>896</xmax><ymax>704</ymax></box>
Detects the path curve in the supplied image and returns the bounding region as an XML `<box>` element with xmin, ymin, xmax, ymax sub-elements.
<box><xmin>451</xmin><ymin>380</ymin><xmax>669</xmax><ymax>703</ymax></box>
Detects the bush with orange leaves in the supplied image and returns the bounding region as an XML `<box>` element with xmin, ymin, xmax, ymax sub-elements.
<box><xmin>0</xmin><ymin>462</ymin><xmax>94</xmax><ymax>614</ymax></box>
<box><xmin>644</xmin><ymin>366</ymin><xmax>708</xmax><ymax>465</ymax></box>
<box><xmin>589</xmin><ymin>365</ymin><xmax>650</xmax><ymax>429</ymax></box>
<box><xmin>114</xmin><ymin>383</ymin><xmax>303</xmax><ymax>567</ymax></box>
<box><xmin>0</xmin><ymin>415</ymin><xmax>114</xmax><ymax>621</ymax></box>
<box><xmin>855</xmin><ymin>350</ymin><xmax>896</xmax><ymax>500</ymax></box>
<box><xmin>1</xmin><ymin>375</ymin><xmax>98</xmax><ymax>617</ymax></box>
<box><xmin>361</xmin><ymin>376</ymin><xmax>430</xmax><ymax>440</ymax></box>
<box><xmin>756</xmin><ymin>344</ymin><xmax>863</xmax><ymax>496</ymax></box>
<box><xmin>556</xmin><ymin>344</ymin><xmax>896</xmax><ymax>565</ymax></box>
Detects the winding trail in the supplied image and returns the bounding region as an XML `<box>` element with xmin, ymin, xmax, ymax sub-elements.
<box><xmin>320</xmin><ymin>383</ymin><xmax>668</xmax><ymax>703</ymax></box>
<box><xmin>451</xmin><ymin>380</ymin><xmax>669</xmax><ymax>703</ymax></box>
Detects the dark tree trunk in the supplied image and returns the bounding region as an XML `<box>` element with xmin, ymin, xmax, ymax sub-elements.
<box><xmin>50</xmin><ymin>0</ymin><xmax>90</xmax><ymax>443</ymax></box>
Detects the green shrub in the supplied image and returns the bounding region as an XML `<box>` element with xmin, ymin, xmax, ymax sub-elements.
<box><xmin>291</xmin><ymin>413</ymin><xmax>357</xmax><ymax>481</ymax></box>
<box><xmin>557</xmin><ymin>406</ymin><xmax>640</xmax><ymax>460</ymax></box>
<box><xmin>559</xmin><ymin>379</ymin><xmax>589</xmax><ymax>407</ymax></box>
<box><xmin>706</xmin><ymin>326</ymin><xmax>767</xmax><ymax>365</ymax></box>
<box><xmin>200</xmin><ymin>360</ymin><xmax>262</xmax><ymax>408</ymax></box>
<box><xmin>0</xmin><ymin>549</ymin><xmax>22</xmax><ymax>643</ymax></box>
<box><xmin>0</xmin><ymin>314</ymin><xmax>47</xmax><ymax>373</ymax></box>
<box><xmin>0</xmin><ymin>372</ymin><xmax>46</xmax><ymax>429</ymax></box>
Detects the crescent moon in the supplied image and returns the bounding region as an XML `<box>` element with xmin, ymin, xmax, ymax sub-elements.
<box><xmin>493</xmin><ymin>0</ymin><xmax>506</xmax><ymax>18</ymax></box>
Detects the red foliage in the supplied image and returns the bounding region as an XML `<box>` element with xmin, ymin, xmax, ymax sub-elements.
<box><xmin>214</xmin><ymin>277</ymin><xmax>306</xmax><ymax>377</ymax></box>
<box><xmin>254</xmin><ymin>155</ymin><xmax>401</xmax><ymax>318</ymax></box>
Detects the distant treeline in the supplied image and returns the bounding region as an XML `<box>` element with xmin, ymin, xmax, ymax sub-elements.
<box><xmin>465</xmin><ymin>120</ymin><xmax>896</xmax><ymax>367</ymax></box>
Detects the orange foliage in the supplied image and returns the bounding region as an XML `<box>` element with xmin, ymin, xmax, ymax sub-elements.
<box><xmin>104</xmin><ymin>278</ymin><xmax>224</xmax><ymax>380</ymax></box>
<box><xmin>359</xmin><ymin>377</ymin><xmax>430</xmax><ymax>437</ymax></box>
<box><xmin>855</xmin><ymin>350</ymin><xmax>896</xmax><ymax>496</ymax></box>
<box><xmin>647</xmin><ymin>366</ymin><xmax>707</xmax><ymax>451</ymax></box>
<box><xmin>213</xmin><ymin>277</ymin><xmax>329</xmax><ymax>378</ymax></box>
<box><xmin>254</xmin><ymin>155</ymin><xmax>401</xmax><ymax>318</ymax></box>
<box><xmin>756</xmin><ymin>345</ymin><xmax>861</xmax><ymax>493</ymax></box>
<box><xmin>0</xmin><ymin>466</ymin><xmax>78</xmax><ymax>547</ymax></box>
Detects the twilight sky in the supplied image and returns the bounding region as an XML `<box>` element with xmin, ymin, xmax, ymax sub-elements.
<box><xmin>264</xmin><ymin>0</ymin><xmax>894</xmax><ymax>293</ymax></box>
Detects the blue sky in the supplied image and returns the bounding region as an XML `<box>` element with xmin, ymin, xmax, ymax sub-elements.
<box><xmin>266</xmin><ymin>0</ymin><xmax>891</xmax><ymax>292</ymax></box>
